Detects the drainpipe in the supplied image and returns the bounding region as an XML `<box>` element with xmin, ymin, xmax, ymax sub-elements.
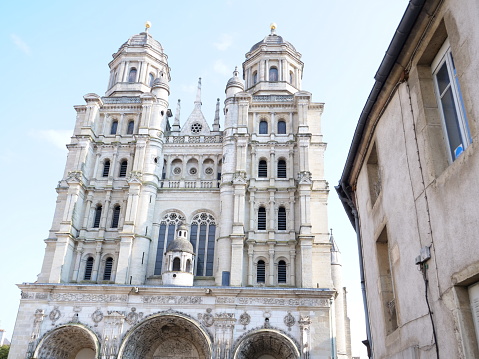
<box><xmin>336</xmin><ymin>183</ymin><xmax>373</xmax><ymax>358</ymax></box>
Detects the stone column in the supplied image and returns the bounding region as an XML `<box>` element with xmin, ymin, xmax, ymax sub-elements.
<box><xmin>268</xmin><ymin>243</ymin><xmax>275</xmax><ymax>286</ymax></box>
<box><xmin>247</xmin><ymin>242</ymin><xmax>254</xmax><ymax>286</ymax></box>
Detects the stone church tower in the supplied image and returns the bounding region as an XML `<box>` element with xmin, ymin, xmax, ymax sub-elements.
<box><xmin>9</xmin><ymin>24</ymin><xmax>351</xmax><ymax>359</ymax></box>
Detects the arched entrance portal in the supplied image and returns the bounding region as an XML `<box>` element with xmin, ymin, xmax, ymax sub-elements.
<box><xmin>233</xmin><ymin>329</ymin><xmax>300</xmax><ymax>359</ymax></box>
<box><xmin>119</xmin><ymin>313</ymin><xmax>212</xmax><ymax>359</ymax></box>
<box><xmin>34</xmin><ymin>324</ymin><xmax>99</xmax><ymax>359</ymax></box>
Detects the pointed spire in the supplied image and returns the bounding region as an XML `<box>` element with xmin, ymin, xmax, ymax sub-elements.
<box><xmin>195</xmin><ymin>77</ymin><xmax>202</xmax><ymax>107</ymax></box>
<box><xmin>213</xmin><ymin>98</ymin><xmax>221</xmax><ymax>132</ymax></box>
<box><xmin>172</xmin><ymin>99</ymin><xmax>181</xmax><ymax>132</ymax></box>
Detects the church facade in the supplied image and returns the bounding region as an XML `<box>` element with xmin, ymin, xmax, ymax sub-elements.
<box><xmin>9</xmin><ymin>25</ymin><xmax>351</xmax><ymax>359</ymax></box>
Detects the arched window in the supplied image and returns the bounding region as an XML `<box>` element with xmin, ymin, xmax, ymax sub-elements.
<box><xmin>154</xmin><ymin>212</ymin><xmax>186</xmax><ymax>275</ymax></box>
<box><xmin>111</xmin><ymin>205</ymin><xmax>121</xmax><ymax>228</ymax></box>
<box><xmin>259</xmin><ymin>120</ymin><xmax>268</xmax><ymax>134</ymax></box>
<box><xmin>173</xmin><ymin>257</ymin><xmax>181</xmax><ymax>271</ymax></box>
<box><xmin>93</xmin><ymin>205</ymin><xmax>102</xmax><ymax>228</ymax></box>
<box><xmin>110</xmin><ymin>121</ymin><xmax>118</xmax><ymax>135</ymax></box>
<box><xmin>258</xmin><ymin>207</ymin><xmax>266</xmax><ymax>230</ymax></box>
<box><xmin>253</xmin><ymin>71</ymin><xmax>258</xmax><ymax>85</ymax></box>
<box><xmin>278</xmin><ymin>260</ymin><xmax>287</xmax><ymax>283</ymax></box>
<box><xmin>289</xmin><ymin>71</ymin><xmax>294</xmax><ymax>85</ymax></box>
<box><xmin>84</xmin><ymin>257</ymin><xmax>94</xmax><ymax>280</ymax></box>
<box><xmin>186</xmin><ymin>259</ymin><xmax>192</xmax><ymax>273</ymax></box>
<box><xmin>277</xmin><ymin>120</ymin><xmax>286</xmax><ymax>134</ymax></box>
<box><xmin>278</xmin><ymin>206</ymin><xmax>286</xmax><ymax>230</ymax></box>
<box><xmin>258</xmin><ymin>160</ymin><xmax>267</xmax><ymax>178</ymax></box>
<box><xmin>127</xmin><ymin>120</ymin><xmax>134</xmax><ymax>135</ymax></box>
<box><xmin>277</xmin><ymin>160</ymin><xmax>287</xmax><ymax>178</ymax></box>
<box><xmin>119</xmin><ymin>160</ymin><xmax>128</xmax><ymax>177</ymax></box>
<box><xmin>257</xmin><ymin>260</ymin><xmax>266</xmax><ymax>283</ymax></box>
<box><xmin>190</xmin><ymin>212</ymin><xmax>216</xmax><ymax>276</ymax></box>
<box><xmin>128</xmin><ymin>68</ymin><xmax>137</xmax><ymax>83</ymax></box>
<box><xmin>269</xmin><ymin>67</ymin><xmax>278</xmax><ymax>81</ymax></box>
<box><xmin>102</xmin><ymin>160</ymin><xmax>110</xmax><ymax>177</ymax></box>
<box><xmin>103</xmin><ymin>257</ymin><xmax>113</xmax><ymax>280</ymax></box>
<box><xmin>149</xmin><ymin>73</ymin><xmax>155</xmax><ymax>87</ymax></box>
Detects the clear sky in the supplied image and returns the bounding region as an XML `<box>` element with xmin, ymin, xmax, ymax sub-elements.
<box><xmin>0</xmin><ymin>1</ymin><xmax>408</xmax><ymax>357</ymax></box>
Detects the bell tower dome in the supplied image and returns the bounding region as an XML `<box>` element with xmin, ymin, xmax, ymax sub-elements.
<box><xmin>243</xmin><ymin>23</ymin><xmax>304</xmax><ymax>95</ymax></box>
<box><xmin>105</xmin><ymin>22</ymin><xmax>171</xmax><ymax>96</ymax></box>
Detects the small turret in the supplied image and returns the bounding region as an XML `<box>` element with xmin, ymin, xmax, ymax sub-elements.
<box><xmin>225</xmin><ymin>66</ymin><xmax>244</xmax><ymax>98</ymax></box>
<box><xmin>162</xmin><ymin>225</ymin><xmax>195</xmax><ymax>286</ymax></box>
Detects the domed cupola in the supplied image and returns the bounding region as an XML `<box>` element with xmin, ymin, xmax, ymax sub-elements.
<box><xmin>162</xmin><ymin>224</ymin><xmax>195</xmax><ymax>286</ymax></box>
<box><xmin>225</xmin><ymin>66</ymin><xmax>244</xmax><ymax>98</ymax></box>
<box><xmin>243</xmin><ymin>23</ymin><xmax>304</xmax><ymax>95</ymax></box>
<box><xmin>105</xmin><ymin>22</ymin><xmax>171</xmax><ymax>97</ymax></box>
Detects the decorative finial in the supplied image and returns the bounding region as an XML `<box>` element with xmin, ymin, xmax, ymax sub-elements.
<box><xmin>270</xmin><ymin>23</ymin><xmax>277</xmax><ymax>35</ymax></box>
<box><xmin>233</xmin><ymin>66</ymin><xmax>239</xmax><ymax>77</ymax></box>
<box><xmin>145</xmin><ymin>21</ymin><xmax>152</xmax><ymax>33</ymax></box>
<box><xmin>213</xmin><ymin>98</ymin><xmax>221</xmax><ymax>132</ymax></box>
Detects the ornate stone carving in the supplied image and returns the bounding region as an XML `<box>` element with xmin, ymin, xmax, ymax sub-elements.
<box><xmin>216</xmin><ymin>296</ymin><xmax>329</xmax><ymax>307</ymax></box>
<box><xmin>142</xmin><ymin>295</ymin><xmax>202</xmax><ymax>304</ymax></box>
<box><xmin>198</xmin><ymin>308</ymin><xmax>214</xmax><ymax>327</ymax></box>
<box><xmin>216</xmin><ymin>296</ymin><xmax>235</xmax><ymax>304</ymax></box>
<box><xmin>102</xmin><ymin>311</ymin><xmax>125</xmax><ymax>357</ymax></box>
<box><xmin>125</xmin><ymin>307</ymin><xmax>143</xmax><ymax>325</ymax></box>
<box><xmin>26</xmin><ymin>309</ymin><xmax>46</xmax><ymax>358</ymax></box>
<box><xmin>299</xmin><ymin>315</ymin><xmax>312</xmax><ymax>359</ymax></box>
<box><xmin>239</xmin><ymin>312</ymin><xmax>250</xmax><ymax>330</ymax></box>
<box><xmin>284</xmin><ymin>312</ymin><xmax>295</xmax><ymax>331</ymax></box>
<box><xmin>298</xmin><ymin>171</ymin><xmax>312</xmax><ymax>184</ymax></box>
<box><xmin>91</xmin><ymin>308</ymin><xmax>104</xmax><ymax>326</ymax></box>
<box><xmin>50</xmin><ymin>293</ymin><xmax>128</xmax><ymax>302</ymax></box>
<box><xmin>49</xmin><ymin>306</ymin><xmax>61</xmax><ymax>325</ymax></box>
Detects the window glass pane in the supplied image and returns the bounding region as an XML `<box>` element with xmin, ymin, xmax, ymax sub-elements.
<box><xmin>167</xmin><ymin>224</ymin><xmax>175</xmax><ymax>246</ymax></box>
<box><xmin>436</xmin><ymin>62</ymin><xmax>451</xmax><ymax>95</ymax></box>
<box><xmin>127</xmin><ymin>121</ymin><xmax>134</xmax><ymax>135</ymax></box>
<box><xmin>278</xmin><ymin>121</ymin><xmax>286</xmax><ymax>134</ymax></box>
<box><xmin>197</xmin><ymin>224</ymin><xmax>207</xmax><ymax>276</ymax></box>
<box><xmin>110</xmin><ymin>121</ymin><xmax>118</xmax><ymax>135</ymax></box>
<box><xmin>206</xmin><ymin>225</ymin><xmax>215</xmax><ymax>276</ymax></box>
<box><xmin>441</xmin><ymin>87</ymin><xmax>463</xmax><ymax>159</ymax></box>
<box><xmin>269</xmin><ymin>67</ymin><xmax>278</xmax><ymax>81</ymax></box>
<box><xmin>259</xmin><ymin>121</ymin><xmax>268</xmax><ymax>134</ymax></box>
<box><xmin>149</xmin><ymin>73</ymin><xmax>155</xmax><ymax>87</ymax></box>
<box><xmin>154</xmin><ymin>224</ymin><xmax>167</xmax><ymax>275</ymax></box>
<box><xmin>128</xmin><ymin>68</ymin><xmax>137</xmax><ymax>82</ymax></box>
<box><xmin>111</xmin><ymin>206</ymin><xmax>120</xmax><ymax>228</ymax></box>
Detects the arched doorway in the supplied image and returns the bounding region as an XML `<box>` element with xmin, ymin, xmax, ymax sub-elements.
<box><xmin>233</xmin><ymin>329</ymin><xmax>300</xmax><ymax>359</ymax></box>
<box><xmin>118</xmin><ymin>313</ymin><xmax>212</xmax><ymax>359</ymax></box>
<box><xmin>34</xmin><ymin>324</ymin><xmax>99</xmax><ymax>359</ymax></box>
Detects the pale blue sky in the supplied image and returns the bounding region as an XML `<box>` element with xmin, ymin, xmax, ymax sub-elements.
<box><xmin>0</xmin><ymin>1</ymin><xmax>408</xmax><ymax>357</ymax></box>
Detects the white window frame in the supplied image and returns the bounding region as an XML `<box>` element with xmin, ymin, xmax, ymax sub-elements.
<box><xmin>432</xmin><ymin>39</ymin><xmax>471</xmax><ymax>162</ymax></box>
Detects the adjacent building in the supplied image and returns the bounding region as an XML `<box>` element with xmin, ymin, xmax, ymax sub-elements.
<box><xmin>337</xmin><ymin>1</ymin><xmax>479</xmax><ymax>358</ymax></box>
<box><xmin>9</xmin><ymin>24</ymin><xmax>351</xmax><ymax>358</ymax></box>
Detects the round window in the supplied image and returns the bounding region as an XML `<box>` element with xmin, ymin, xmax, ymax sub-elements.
<box><xmin>189</xmin><ymin>167</ymin><xmax>197</xmax><ymax>175</ymax></box>
<box><xmin>191</xmin><ymin>122</ymin><xmax>202</xmax><ymax>134</ymax></box>
<box><xmin>205</xmin><ymin>167</ymin><xmax>213</xmax><ymax>175</ymax></box>
<box><xmin>173</xmin><ymin>167</ymin><xmax>181</xmax><ymax>175</ymax></box>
